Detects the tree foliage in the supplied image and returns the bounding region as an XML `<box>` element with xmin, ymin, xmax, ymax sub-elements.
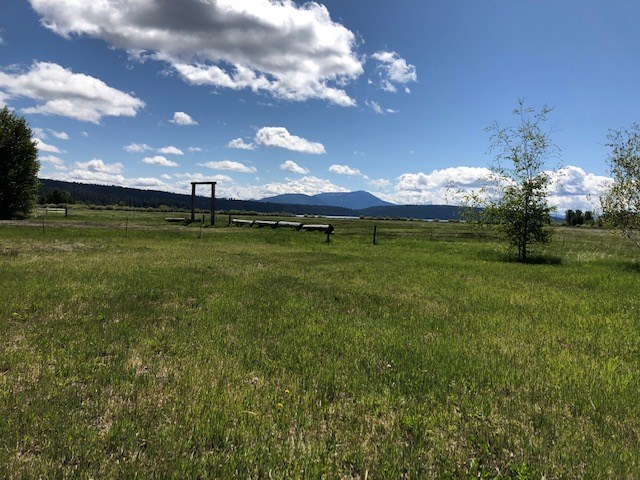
<box><xmin>483</xmin><ymin>100</ymin><xmax>558</xmax><ymax>261</ymax></box>
<box><xmin>40</xmin><ymin>188</ymin><xmax>73</xmax><ymax>205</ymax></box>
<box><xmin>564</xmin><ymin>209</ymin><xmax>595</xmax><ymax>226</ymax></box>
<box><xmin>0</xmin><ymin>107</ymin><xmax>39</xmax><ymax>219</ymax></box>
<box><xmin>601</xmin><ymin>123</ymin><xmax>640</xmax><ymax>248</ymax></box>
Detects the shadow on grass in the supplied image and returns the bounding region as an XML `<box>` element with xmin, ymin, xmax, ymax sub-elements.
<box><xmin>478</xmin><ymin>248</ymin><xmax>563</xmax><ymax>265</ymax></box>
<box><xmin>615</xmin><ymin>260</ymin><xmax>640</xmax><ymax>273</ymax></box>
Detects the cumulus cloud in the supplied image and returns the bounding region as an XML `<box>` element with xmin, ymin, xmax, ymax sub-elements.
<box><xmin>39</xmin><ymin>154</ymin><xmax>66</xmax><ymax>170</ymax></box>
<box><xmin>173</xmin><ymin>172</ymin><xmax>234</xmax><ymax>193</ymax></box>
<box><xmin>124</xmin><ymin>142</ymin><xmax>153</xmax><ymax>153</ymax></box>
<box><xmin>329</xmin><ymin>164</ymin><xmax>362</xmax><ymax>176</ymax></box>
<box><xmin>375</xmin><ymin>165</ymin><xmax>612</xmax><ymax>210</ymax></box>
<box><xmin>256</xmin><ymin>127</ymin><xmax>325</xmax><ymax>154</ymax></box>
<box><xmin>188</xmin><ymin>146</ymin><xmax>202</xmax><ymax>153</ymax></box>
<box><xmin>227</xmin><ymin>138</ymin><xmax>256</xmax><ymax>150</ymax></box>
<box><xmin>30</xmin><ymin>0</ymin><xmax>363</xmax><ymax>106</ymax></box>
<box><xmin>280</xmin><ymin>160</ymin><xmax>309</xmax><ymax>174</ymax></box>
<box><xmin>200</xmin><ymin>160</ymin><xmax>256</xmax><ymax>173</ymax></box>
<box><xmin>76</xmin><ymin>158</ymin><xmax>123</xmax><ymax>174</ymax></box>
<box><xmin>32</xmin><ymin>127</ymin><xmax>47</xmax><ymax>139</ymax></box>
<box><xmin>545</xmin><ymin>166</ymin><xmax>612</xmax><ymax>212</ymax></box>
<box><xmin>44</xmin><ymin>169</ymin><xmax>172</xmax><ymax>190</ymax></box>
<box><xmin>157</xmin><ymin>145</ymin><xmax>184</xmax><ymax>155</ymax></box>
<box><xmin>34</xmin><ymin>137</ymin><xmax>61</xmax><ymax>153</ymax></box>
<box><xmin>49</xmin><ymin>129</ymin><xmax>69</xmax><ymax>140</ymax></box>
<box><xmin>224</xmin><ymin>176</ymin><xmax>348</xmax><ymax>200</ymax></box>
<box><xmin>142</xmin><ymin>155</ymin><xmax>179</xmax><ymax>167</ymax></box>
<box><xmin>328</xmin><ymin>162</ymin><xmax>390</xmax><ymax>190</ymax></box>
<box><xmin>0</xmin><ymin>62</ymin><xmax>144</xmax><ymax>123</ymax></box>
<box><xmin>369</xmin><ymin>178</ymin><xmax>391</xmax><ymax>189</ymax></box>
<box><xmin>376</xmin><ymin>166</ymin><xmax>493</xmax><ymax>205</ymax></box>
<box><xmin>170</xmin><ymin>111</ymin><xmax>197</xmax><ymax>125</ymax></box>
<box><xmin>371</xmin><ymin>51</ymin><xmax>417</xmax><ymax>93</ymax></box>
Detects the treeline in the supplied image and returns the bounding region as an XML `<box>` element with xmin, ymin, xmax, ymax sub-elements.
<box><xmin>564</xmin><ymin>209</ymin><xmax>596</xmax><ymax>226</ymax></box>
<box><xmin>37</xmin><ymin>179</ymin><xmax>466</xmax><ymax>220</ymax></box>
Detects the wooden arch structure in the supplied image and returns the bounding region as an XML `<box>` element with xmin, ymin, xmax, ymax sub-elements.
<box><xmin>191</xmin><ymin>181</ymin><xmax>217</xmax><ymax>225</ymax></box>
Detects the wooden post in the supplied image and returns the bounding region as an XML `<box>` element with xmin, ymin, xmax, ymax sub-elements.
<box><xmin>373</xmin><ymin>225</ymin><xmax>377</xmax><ymax>245</ymax></box>
<box><xmin>41</xmin><ymin>216</ymin><xmax>45</xmax><ymax>233</ymax></box>
<box><xmin>228</xmin><ymin>213</ymin><xmax>232</xmax><ymax>226</ymax></box>
<box><xmin>211</xmin><ymin>183</ymin><xmax>216</xmax><ymax>226</ymax></box>
<box><xmin>64</xmin><ymin>206</ymin><xmax>68</xmax><ymax>217</ymax></box>
<box><xmin>190</xmin><ymin>183</ymin><xmax>196</xmax><ymax>222</ymax></box>
<box><xmin>125</xmin><ymin>216</ymin><xmax>128</xmax><ymax>235</ymax></box>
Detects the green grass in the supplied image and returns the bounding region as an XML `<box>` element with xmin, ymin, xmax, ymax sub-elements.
<box><xmin>1</xmin><ymin>211</ymin><xmax>639</xmax><ymax>478</ymax></box>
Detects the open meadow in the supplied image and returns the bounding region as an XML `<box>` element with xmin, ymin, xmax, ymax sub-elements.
<box><xmin>1</xmin><ymin>208</ymin><xmax>639</xmax><ymax>478</ymax></box>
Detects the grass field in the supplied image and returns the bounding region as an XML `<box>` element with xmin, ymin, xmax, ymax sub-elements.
<box><xmin>1</xmin><ymin>209</ymin><xmax>639</xmax><ymax>478</ymax></box>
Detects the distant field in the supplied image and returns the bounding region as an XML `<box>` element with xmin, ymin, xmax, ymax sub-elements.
<box><xmin>1</xmin><ymin>209</ymin><xmax>639</xmax><ymax>478</ymax></box>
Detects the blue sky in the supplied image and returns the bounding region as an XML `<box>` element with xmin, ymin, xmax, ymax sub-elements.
<box><xmin>2</xmin><ymin>0</ymin><xmax>638</xmax><ymax>210</ymax></box>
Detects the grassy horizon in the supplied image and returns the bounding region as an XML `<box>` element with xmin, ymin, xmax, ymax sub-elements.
<box><xmin>1</xmin><ymin>211</ymin><xmax>639</xmax><ymax>478</ymax></box>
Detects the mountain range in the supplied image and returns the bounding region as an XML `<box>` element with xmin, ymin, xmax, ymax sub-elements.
<box><xmin>38</xmin><ymin>179</ymin><xmax>467</xmax><ymax>220</ymax></box>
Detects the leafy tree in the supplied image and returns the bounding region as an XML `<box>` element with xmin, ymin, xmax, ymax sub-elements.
<box><xmin>0</xmin><ymin>107</ymin><xmax>39</xmax><ymax>219</ymax></box>
<box><xmin>565</xmin><ymin>209</ymin><xmax>575</xmax><ymax>225</ymax></box>
<box><xmin>484</xmin><ymin>100</ymin><xmax>558</xmax><ymax>261</ymax></box>
<box><xmin>584</xmin><ymin>211</ymin><xmax>594</xmax><ymax>225</ymax></box>
<box><xmin>572</xmin><ymin>209</ymin><xmax>584</xmax><ymax>226</ymax></box>
<box><xmin>41</xmin><ymin>188</ymin><xmax>73</xmax><ymax>205</ymax></box>
<box><xmin>601</xmin><ymin>123</ymin><xmax>640</xmax><ymax>248</ymax></box>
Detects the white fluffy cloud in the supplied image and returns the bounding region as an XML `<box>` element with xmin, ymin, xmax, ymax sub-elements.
<box><xmin>124</xmin><ymin>143</ymin><xmax>153</xmax><ymax>153</ymax></box>
<box><xmin>44</xmin><ymin>170</ymin><xmax>172</xmax><ymax>190</ymax></box>
<box><xmin>280</xmin><ymin>160</ymin><xmax>309</xmax><ymax>174</ymax></box>
<box><xmin>157</xmin><ymin>145</ymin><xmax>184</xmax><ymax>155</ymax></box>
<box><xmin>256</xmin><ymin>127</ymin><xmax>325</xmax><ymax>154</ymax></box>
<box><xmin>34</xmin><ymin>137</ymin><xmax>61</xmax><ymax>153</ymax></box>
<box><xmin>170</xmin><ymin>111</ymin><xmax>197</xmax><ymax>125</ymax></box>
<box><xmin>222</xmin><ymin>176</ymin><xmax>348</xmax><ymax>200</ymax></box>
<box><xmin>200</xmin><ymin>160</ymin><xmax>256</xmax><ymax>173</ymax></box>
<box><xmin>545</xmin><ymin>166</ymin><xmax>612</xmax><ymax>212</ymax></box>
<box><xmin>0</xmin><ymin>62</ymin><xmax>144</xmax><ymax>123</ymax></box>
<box><xmin>227</xmin><ymin>138</ymin><xmax>256</xmax><ymax>150</ymax></box>
<box><xmin>369</xmin><ymin>178</ymin><xmax>391</xmax><ymax>189</ymax></box>
<box><xmin>173</xmin><ymin>172</ymin><xmax>234</xmax><ymax>193</ymax></box>
<box><xmin>328</xmin><ymin>163</ymin><xmax>390</xmax><ymax>190</ymax></box>
<box><xmin>371</xmin><ymin>51</ymin><xmax>417</xmax><ymax>93</ymax></box>
<box><xmin>376</xmin><ymin>165</ymin><xmax>612</xmax><ymax>211</ymax></box>
<box><xmin>188</xmin><ymin>147</ymin><xmax>203</xmax><ymax>153</ymax></box>
<box><xmin>142</xmin><ymin>156</ymin><xmax>179</xmax><ymax>167</ymax></box>
<box><xmin>76</xmin><ymin>158</ymin><xmax>123</xmax><ymax>174</ymax></box>
<box><xmin>45</xmin><ymin>129</ymin><xmax>69</xmax><ymax>140</ymax></box>
<box><xmin>386</xmin><ymin>166</ymin><xmax>492</xmax><ymax>205</ymax></box>
<box><xmin>39</xmin><ymin>154</ymin><xmax>66</xmax><ymax>170</ymax></box>
<box><xmin>30</xmin><ymin>0</ymin><xmax>363</xmax><ymax>106</ymax></box>
<box><xmin>329</xmin><ymin>164</ymin><xmax>362</xmax><ymax>176</ymax></box>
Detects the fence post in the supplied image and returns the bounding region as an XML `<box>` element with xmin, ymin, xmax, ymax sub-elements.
<box><xmin>373</xmin><ymin>225</ymin><xmax>377</xmax><ymax>245</ymax></box>
<box><xmin>65</xmin><ymin>206</ymin><xmax>68</xmax><ymax>217</ymax></box>
<box><xmin>228</xmin><ymin>213</ymin><xmax>232</xmax><ymax>226</ymax></box>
